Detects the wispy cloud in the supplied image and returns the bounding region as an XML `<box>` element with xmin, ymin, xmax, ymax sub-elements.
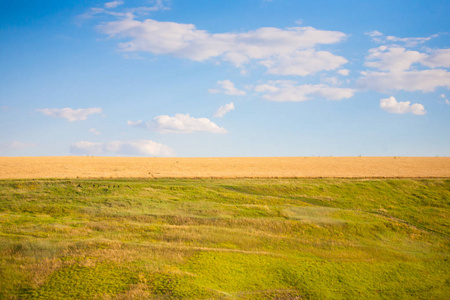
<box><xmin>214</xmin><ymin>103</ymin><xmax>235</xmax><ymax>118</ymax></box>
<box><xmin>440</xmin><ymin>94</ymin><xmax>450</xmax><ymax>105</ymax></box>
<box><xmin>359</xmin><ymin>69</ymin><xmax>450</xmax><ymax>92</ymax></box>
<box><xmin>128</xmin><ymin>114</ymin><xmax>227</xmax><ymax>133</ymax></box>
<box><xmin>70</xmin><ymin>140</ymin><xmax>175</xmax><ymax>156</ymax></box>
<box><xmin>77</xmin><ymin>7</ymin><xmax>106</xmax><ymax>23</ymax></box>
<box><xmin>365</xmin><ymin>31</ymin><xmax>439</xmax><ymax>47</ymax></box>
<box><xmin>77</xmin><ymin>0</ymin><xmax>169</xmax><ymax>25</ymax></box>
<box><xmin>384</xmin><ymin>35</ymin><xmax>439</xmax><ymax>47</ymax></box>
<box><xmin>365</xmin><ymin>30</ymin><xmax>383</xmax><ymax>38</ymax></box>
<box><xmin>253</xmin><ymin>80</ymin><xmax>355</xmax><ymax>102</ymax></box>
<box><xmin>380</xmin><ymin>96</ymin><xmax>426</xmax><ymax>115</ymax></box>
<box><xmin>129</xmin><ymin>0</ymin><xmax>170</xmax><ymax>15</ymax></box>
<box><xmin>104</xmin><ymin>1</ymin><xmax>124</xmax><ymax>9</ymax></box>
<box><xmin>1</xmin><ymin>141</ymin><xmax>37</xmax><ymax>151</ymax></box>
<box><xmin>36</xmin><ymin>108</ymin><xmax>102</xmax><ymax>122</ymax></box>
<box><xmin>89</xmin><ymin>128</ymin><xmax>100</xmax><ymax>135</ymax></box>
<box><xmin>209</xmin><ymin>80</ymin><xmax>246</xmax><ymax>96</ymax></box>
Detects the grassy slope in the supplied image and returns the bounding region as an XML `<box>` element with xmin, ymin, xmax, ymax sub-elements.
<box><xmin>0</xmin><ymin>179</ymin><xmax>448</xmax><ymax>299</ymax></box>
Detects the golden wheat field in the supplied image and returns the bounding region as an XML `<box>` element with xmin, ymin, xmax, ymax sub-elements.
<box><xmin>0</xmin><ymin>156</ymin><xmax>449</xmax><ymax>179</ymax></box>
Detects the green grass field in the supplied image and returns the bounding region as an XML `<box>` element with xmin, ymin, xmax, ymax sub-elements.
<box><xmin>0</xmin><ymin>178</ymin><xmax>449</xmax><ymax>299</ymax></box>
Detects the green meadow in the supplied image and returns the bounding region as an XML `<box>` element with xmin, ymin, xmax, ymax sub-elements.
<box><xmin>0</xmin><ymin>178</ymin><xmax>448</xmax><ymax>299</ymax></box>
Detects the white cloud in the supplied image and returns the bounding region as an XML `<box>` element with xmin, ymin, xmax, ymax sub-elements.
<box><xmin>104</xmin><ymin>140</ymin><xmax>175</xmax><ymax>156</ymax></box>
<box><xmin>36</xmin><ymin>107</ymin><xmax>102</xmax><ymax>122</ymax></box>
<box><xmin>104</xmin><ymin>1</ymin><xmax>124</xmax><ymax>9</ymax></box>
<box><xmin>359</xmin><ymin>69</ymin><xmax>450</xmax><ymax>92</ymax></box>
<box><xmin>360</xmin><ymin>45</ymin><xmax>450</xmax><ymax>92</ymax></box>
<box><xmin>365</xmin><ymin>47</ymin><xmax>427</xmax><ymax>72</ymax></box>
<box><xmin>128</xmin><ymin>113</ymin><xmax>227</xmax><ymax>133</ymax></box>
<box><xmin>337</xmin><ymin>69</ymin><xmax>350</xmax><ymax>76</ymax></box>
<box><xmin>208</xmin><ymin>80</ymin><xmax>246</xmax><ymax>96</ymax></box>
<box><xmin>365</xmin><ymin>46</ymin><xmax>450</xmax><ymax>72</ymax></box>
<box><xmin>214</xmin><ymin>102</ymin><xmax>235</xmax><ymax>118</ymax></box>
<box><xmin>253</xmin><ymin>80</ymin><xmax>355</xmax><ymax>102</ymax></box>
<box><xmin>98</xmin><ymin>18</ymin><xmax>347</xmax><ymax>72</ymax></box>
<box><xmin>421</xmin><ymin>49</ymin><xmax>450</xmax><ymax>68</ymax></box>
<box><xmin>89</xmin><ymin>128</ymin><xmax>100</xmax><ymax>135</ymax></box>
<box><xmin>260</xmin><ymin>49</ymin><xmax>347</xmax><ymax>76</ymax></box>
<box><xmin>380</xmin><ymin>96</ymin><xmax>426</xmax><ymax>115</ymax></box>
<box><xmin>253</xmin><ymin>84</ymin><xmax>280</xmax><ymax>93</ymax></box>
<box><xmin>70</xmin><ymin>140</ymin><xmax>175</xmax><ymax>156</ymax></box>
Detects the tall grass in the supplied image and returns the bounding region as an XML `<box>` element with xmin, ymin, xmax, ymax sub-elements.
<box><xmin>0</xmin><ymin>178</ymin><xmax>448</xmax><ymax>299</ymax></box>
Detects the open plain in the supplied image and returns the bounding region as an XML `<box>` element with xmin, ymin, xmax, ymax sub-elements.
<box><xmin>0</xmin><ymin>157</ymin><xmax>449</xmax><ymax>299</ymax></box>
<box><xmin>1</xmin><ymin>156</ymin><xmax>450</xmax><ymax>179</ymax></box>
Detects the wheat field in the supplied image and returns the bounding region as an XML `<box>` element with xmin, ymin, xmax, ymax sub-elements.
<box><xmin>1</xmin><ymin>156</ymin><xmax>449</xmax><ymax>179</ymax></box>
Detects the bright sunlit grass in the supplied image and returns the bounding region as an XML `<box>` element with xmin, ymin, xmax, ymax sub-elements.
<box><xmin>0</xmin><ymin>178</ymin><xmax>448</xmax><ymax>299</ymax></box>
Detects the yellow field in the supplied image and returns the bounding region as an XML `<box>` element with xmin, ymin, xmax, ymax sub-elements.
<box><xmin>0</xmin><ymin>156</ymin><xmax>449</xmax><ymax>179</ymax></box>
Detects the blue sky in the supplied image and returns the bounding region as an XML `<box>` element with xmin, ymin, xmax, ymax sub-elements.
<box><xmin>1</xmin><ymin>0</ymin><xmax>449</xmax><ymax>157</ymax></box>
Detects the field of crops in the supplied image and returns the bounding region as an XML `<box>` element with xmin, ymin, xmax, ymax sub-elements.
<box><xmin>0</xmin><ymin>178</ymin><xmax>449</xmax><ymax>299</ymax></box>
<box><xmin>1</xmin><ymin>156</ymin><xmax>449</xmax><ymax>179</ymax></box>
